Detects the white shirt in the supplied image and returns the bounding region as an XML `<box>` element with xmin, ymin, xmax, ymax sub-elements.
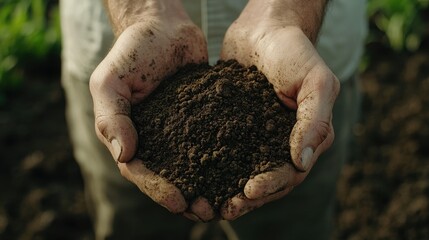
<box><xmin>61</xmin><ymin>0</ymin><xmax>367</xmax><ymax>82</ymax></box>
<box><xmin>183</xmin><ymin>0</ymin><xmax>368</xmax><ymax>81</ymax></box>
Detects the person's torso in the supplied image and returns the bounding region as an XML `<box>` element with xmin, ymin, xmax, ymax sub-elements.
<box><xmin>184</xmin><ymin>0</ymin><xmax>368</xmax><ymax>80</ymax></box>
<box><xmin>62</xmin><ymin>0</ymin><xmax>367</xmax><ymax>81</ymax></box>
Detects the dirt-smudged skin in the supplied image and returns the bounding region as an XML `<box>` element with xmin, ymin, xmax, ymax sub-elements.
<box><xmin>131</xmin><ymin>60</ymin><xmax>296</xmax><ymax>212</ymax></box>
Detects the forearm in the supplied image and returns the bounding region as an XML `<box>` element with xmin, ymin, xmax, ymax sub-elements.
<box><xmin>103</xmin><ymin>0</ymin><xmax>189</xmax><ymax>36</ymax></box>
<box><xmin>242</xmin><ymin>0</ymin><xmax>329</xmax><ymax>43</ymax></box>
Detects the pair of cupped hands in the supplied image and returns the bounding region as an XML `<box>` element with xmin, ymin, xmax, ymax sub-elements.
<box><xmin>89</xmin><ymin>6</ymin><xmax>339</xmax><ymax>222</ymax></box>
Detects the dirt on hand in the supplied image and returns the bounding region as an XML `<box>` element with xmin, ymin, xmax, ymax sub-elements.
<box><xmin>131</xmin><ymin>60</ymin><xmax>296</xmax><ymax>211</ymax></box>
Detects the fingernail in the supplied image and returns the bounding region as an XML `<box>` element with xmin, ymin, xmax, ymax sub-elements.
<box><xmin>111</xmin><ymin>138</ymin><xmax>122</xmax><ymax>162</ymax></box>
<box><xmin>301</xmin><ymin>147</ymin><xmax>313</xmax><ymax>171</ymax></box>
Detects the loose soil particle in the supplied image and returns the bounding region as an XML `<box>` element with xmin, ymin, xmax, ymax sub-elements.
<box><xmin>131</xmin><ymin>60</ymin><xmax>296</xmax><ymax>211</ymax></box>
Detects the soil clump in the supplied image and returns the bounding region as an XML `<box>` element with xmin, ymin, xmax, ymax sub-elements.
<box><xmin>131</xmin><ymin>60</ymin><xmax>296</xmax><ymax>211</ymax></box>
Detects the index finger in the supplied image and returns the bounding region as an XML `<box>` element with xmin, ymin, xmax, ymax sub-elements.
<box><xmin>289</xmin><ymin>68</ymin><xmax>339</xmax><ymax>171</ymax></box>
<box><xmin>90</xmin><ymin>62</ymin><xmax>139</xmax><ymax>163</ymax></box>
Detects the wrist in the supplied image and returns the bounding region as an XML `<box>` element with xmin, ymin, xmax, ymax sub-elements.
<box><xmin>242</xmin><ymin>0</ymin><xmax>328</xmax><ymax>43</ymax></box>
<box><xmin>104</xmin><ymin>0</ymin><xmax>190</xmax><ymax>36</ymax></box>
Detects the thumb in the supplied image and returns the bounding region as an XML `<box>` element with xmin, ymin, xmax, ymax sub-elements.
<box><xmin>289</xmin><ymin>70</ymin><xmax>340</xmax><ymax>171</ymax></box>
<box><xmin>90</xmin><ymin>65</ymin><xmax>138</xmax><ymax>163</ymax></box>
<box><xmin>95</xmin><ymin>113</ymin><xmax>138</xmax><ymax>163</ymax></box>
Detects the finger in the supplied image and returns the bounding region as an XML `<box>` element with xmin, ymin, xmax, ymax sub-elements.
<box><xmin>188</xmin><ymin>197</ymin><xmax>215</xmax><ymax>222</ymax></box>
<box><xmin>90</xmin><ymin>64</ymin><xmax>137</xmax><ymax>163</ymax></box>
<box><xmin>290</xmin><ymin>69</ymin><xmax>340</xmax><ymax>171</ymax></box>
<box><xmin>221</xmin><ymin>187</ymin><xmax>293</xmax><ymax>221</ymax></box>
<box><xmin>244</xmin><ymin>164</ymin><xmax>292</xmax><ymax>199</ymax></box>
<box><xmin>117</xmin><ymin>159</ymin><xmax>187</xmax><ymax>214</ymax></box>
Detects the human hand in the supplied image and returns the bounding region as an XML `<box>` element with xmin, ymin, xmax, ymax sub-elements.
<box><xmin>220</xmin><ymin>1</ymin><xmax>340</xmax><ymax>220</ymax></box>
<box><xmin>89</xmin><ymin>1</ymin><xmax>213</xmax><ymax>219</ymax></box>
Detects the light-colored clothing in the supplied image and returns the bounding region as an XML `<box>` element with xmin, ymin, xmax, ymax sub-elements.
<box><xmin>318</xmin><ymin>0</ymin><xmax>368</xmax><ymax>81</ymax></box>
<box><xmin>185</xmin><ymin>0</ymin><xmax>368</xmax><ymax>80</ymax></box>
<box><xmin>61</xmin><ymin>0</ymin><xmax>367</xmax><ymax>82</ymax></box>
<box><xmin>60</xmin><ymin>0</ymin><xmax>367</xmax><ymax>239</ymax></box>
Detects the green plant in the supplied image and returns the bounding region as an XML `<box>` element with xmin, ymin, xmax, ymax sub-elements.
<box><xmin>368</xmin><ymin>0</ymin><xmax>429</xmax><ymax>52</ymax></box>
<box><xmin>0</xmin><ymin>0</ymin><xmax>61</xmax><ymax>105</ymax></box>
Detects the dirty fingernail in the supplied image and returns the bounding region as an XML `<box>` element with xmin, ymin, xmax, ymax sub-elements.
<box><xmin>301</xmin><ymin>147</ymin><xmax>313</xmax><ymax>171</ymax></box>
<box><xmin>111</xmin><ymin>138</ymin><xmax>122</xmax><ymax>162</ymax></box>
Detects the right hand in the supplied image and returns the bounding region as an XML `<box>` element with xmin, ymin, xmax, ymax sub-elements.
<box><xmin>219</xmin><ymin>1</ymin><xmax>340</xmax><ymax>220</ymax></box>
<box><xmin>89</xmin><ymin>8</ymin><xmax>214</xmax><ymax>221</ymax></box>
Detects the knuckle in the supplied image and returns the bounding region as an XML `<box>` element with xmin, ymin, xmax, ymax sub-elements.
<box><xmin>330</xmin><ymin>75</ymin><xmax>341</xmax><ymax>98</ymax></box>
<box><xmin>315</xmin><ymin>120</ymin><xmax>331</xmax><ymax>143</ymax></box>
<box><xmin>89</xmin><ymin>69</ymin><xmax>112</xmax><ymax>94</ymax></box>
<box><xmin>95</xmin><ymin>116</ymin><xmax>110</xmax><ymax>140</ymax></box>
<box><xmin>320</xmin><ymin>73</ymin><xmax>341</xmax><ymax>103</ymax></box>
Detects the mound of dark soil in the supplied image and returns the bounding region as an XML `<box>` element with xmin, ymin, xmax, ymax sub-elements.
<box><xmin>131</xmin><ymin>60</ymin><xmax>296</xmax><ymax>210</ymax></box>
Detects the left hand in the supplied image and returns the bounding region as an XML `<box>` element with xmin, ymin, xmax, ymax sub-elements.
<box><xmin>220</xmin><ymin>8</ymin><xmax>340</xmax><ymax>220</ymax></box>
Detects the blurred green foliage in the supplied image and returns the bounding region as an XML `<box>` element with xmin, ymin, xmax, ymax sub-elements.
<box><xmin>0</xmin><ymin>0</ymin><xmax>60</xmax><ymax>105</ymax></box>
<box><xmin>367</xmin><ymin>0</ymin><xmax>429</xmax><ymax>52</ymax></box>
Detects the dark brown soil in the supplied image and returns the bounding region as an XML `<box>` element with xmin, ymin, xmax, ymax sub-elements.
<box><xmin>131</xmin><ymin>60</ymin><xmax>296</xmax><ymax>210</ymax></box>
